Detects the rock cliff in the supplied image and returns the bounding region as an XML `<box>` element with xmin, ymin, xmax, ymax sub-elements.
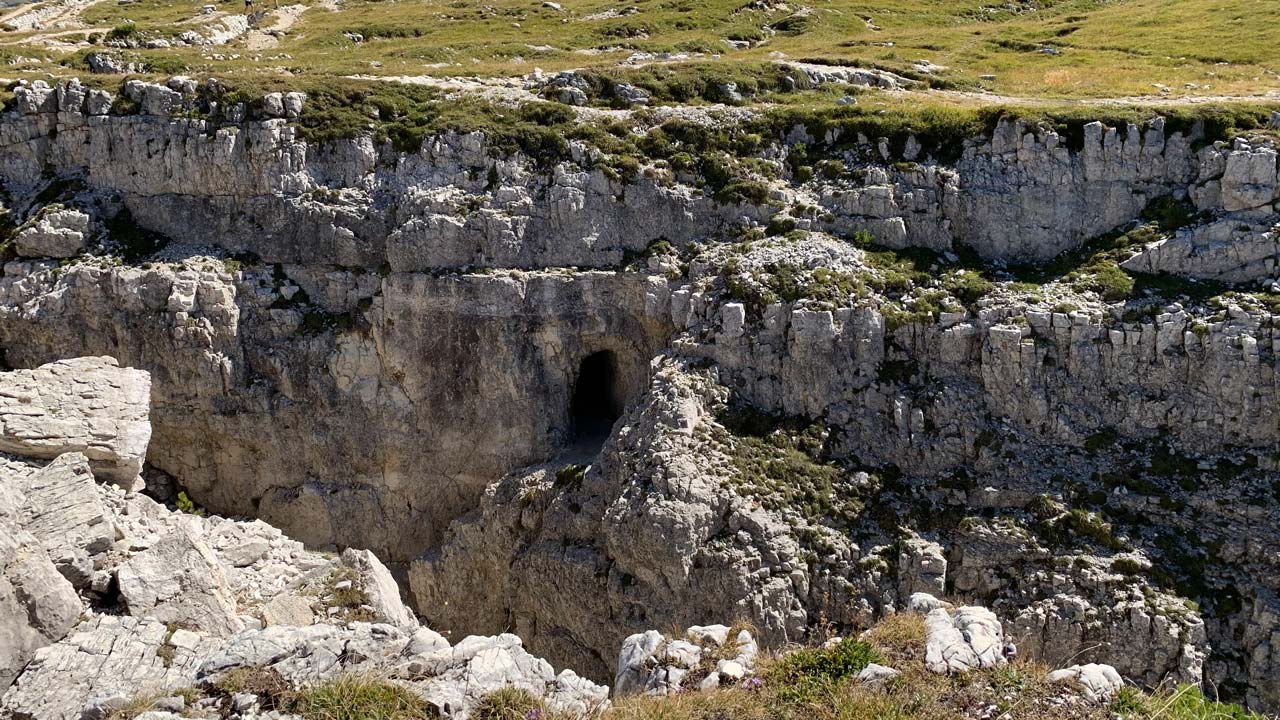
<box><xmin>2</xmin><ymin>78</ymin><xmax>1279</xmax><ymax>713</ymax></box>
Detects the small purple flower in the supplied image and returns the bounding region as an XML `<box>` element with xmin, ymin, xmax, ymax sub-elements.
<box><xmin>524</xmin><ymin>709</ymin><xmax>543</xmax><ymax>720</ymax></box>
<box><xmin>742</xmin><ymin>677</ymin><xmax>764</xmax><ymax>691</ymax></box>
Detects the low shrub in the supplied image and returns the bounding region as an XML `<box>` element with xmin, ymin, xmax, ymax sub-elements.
<box><xmin>765</xmin><ymin>637</ymin><xmax>880</xmax><ymax>703</ymax></box>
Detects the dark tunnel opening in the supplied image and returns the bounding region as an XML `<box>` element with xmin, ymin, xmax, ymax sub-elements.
<box><xmin>571</xmin><ymin>350</ymin><xmax>624</xmax><ymax>443</ymax></box>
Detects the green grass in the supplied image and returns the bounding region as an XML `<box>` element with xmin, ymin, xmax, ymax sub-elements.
<box><xmin>766</xmin><ymin>638</ymin><xmax>880</xmax><ymax>703</ymax></box>
<box><xmin>715</xmin><ymin>403</ymin><xmax>867</xmax><ymax>526</ymax></box>
<box><xmin>288</xmin><ymin>674</ymin><xmax>437</xmax><ymax>720</ymax></box>
<box><xmin>3</xmin><ymin>0</ymin><xmax>1269</xmax><ymax>102</ymax></box>
<box><xmin>473</xmin><ymin>687</ymin><xmax>555</xmax><ymax>720</ymax></box>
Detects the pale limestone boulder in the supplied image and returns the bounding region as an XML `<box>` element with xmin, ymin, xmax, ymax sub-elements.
<box><xmin>858</xmin><ymin>663</ymin><xmax>901</xmax><ymax>686</ymax></box>
<box><xmin>925</xmin><ymin>606</ymin><xmax>1007</xmax><ymax>674</ymax></box>
<box><xmin>340</xmin><ymin>547</ymin><xmax>418</xmax><ymax>631</ymax></box>
<box><xmin>0</xmin><ymin>520</ymin><xmax>82</xmax><ymax>691</ymax></box>
<box><xmin>614</xmin><ymin>623</ymin><xmax>758</xmax><ymax>698</ymax></box>
<box><xmin>1047</xmin><ymin>663</ymin><xmax>1125</xmax><ymax>703</ymax></box>
<box><xmin>260</xmin><ymin>594</ymin><xmax>314</xmax><ymax>627</ymax></box>
<box><xmin>406</xmin><ymin>632</ymin><xmax>609</xmax><ymax>719</ymax></box>
<box><xmin>18</xmin><ymin>452</ymin><xmax>114</xmax><ymax>588</ymax></box>
<box><xmin>116</xmin><ymin>525</ymin><xmax>244</xmax><ymax>637</ymax></box>
<box><xmin>614</xmin><ymin>630</ymin><xmax>662</xmax><ymax>696</ymax></box>
<box><xmin>13</xmin><ymin>208</ymin><xmax>91</xmax><ymax>258</ymax></box>
<box><xmin>1</xmin><ymin>615</ymin><xmax>212</xmax><ymax>720</ymax></box>
<box><xmin>0</xmin><ymin>357</ymin><xmax>151</xmax><ymax>487</ymax></box>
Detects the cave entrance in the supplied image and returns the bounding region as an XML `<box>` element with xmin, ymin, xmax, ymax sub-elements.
<box><xmin>571</xmin><ymin>350</ymin><xmax>624</xmax><ymax>443</ymax></box>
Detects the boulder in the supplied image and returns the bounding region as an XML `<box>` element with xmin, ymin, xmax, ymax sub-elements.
<box><xmin>924</xmin><ymin>605</ymin><xmax>1007</xmax><ymax>674</ymax></box>
<box><xmin>1047</xmin><ymin>663</ymin><xmax>1126</xmax><ymax>703</ymax></box>
<box><xmin>614</xmin><ymin>624</ymin><xmax>759</xmax><ymax>698</ymax></box>
<box><xmin>0</xmin><ymin>520</ymin><xmax>82</xmax><ymax>690</ymax></box>
<box><xmin>13</xmin><ymin>208</ymin><xmax>91</xmax><ymax>258</ymax></box>
<box><xmin>857</xmin><ymin>663</ymin><xmax>901</xmax><ymax>686</ymax></box>
<box><xmin>18</xmin><ymin>452</ymin><xmax>114</xmax><ymax>588</ymax></box>
<box><xmin>340</xmin><ymin>547</ymin><xmax>418</xmax><ymax>630</ymax></box>
<box><xmin>0</xmin><ymin>358</ymin><xmax>151</xmax><ymax>487</ymax></box>
<box><xmin>259</xmin><ymin>594</ymin><xmax>314</xmax><ymax>627</ymax></box>
<box><xmin>117</xmin><ymin>525</ymin><xmax>244</xmax><ymax>637</ymax></box>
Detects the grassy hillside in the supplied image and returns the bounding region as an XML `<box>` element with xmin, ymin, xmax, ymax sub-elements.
<box><xmin>2</xmin><ymin>0</ymin><xmax>1279</xmax><ymax>102</ymax></box>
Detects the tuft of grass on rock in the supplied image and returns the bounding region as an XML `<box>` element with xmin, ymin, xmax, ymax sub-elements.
<box><xmin>288</xmin><ymin>674</ymin><xmax>437</xmax><ymax>720</ymax></box>
<box><xmin>766</xmin><ymin>637</ymin><xmax>880</xmax><ymax>703</ymax></box>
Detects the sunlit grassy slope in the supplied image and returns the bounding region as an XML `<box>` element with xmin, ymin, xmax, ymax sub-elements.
<box><xmin>3</xmin><ymin>0</ymin><xmax>1279</xmax><ymax>101</ymax></box>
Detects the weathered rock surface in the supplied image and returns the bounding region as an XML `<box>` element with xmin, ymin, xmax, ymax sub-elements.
<box><xmin>339</xmin><ymin>548</ymin><xmax>418</xmax><ymax>631</ymax></box>
<box><xmin>2</xmin><ymin>615</ymin><xmax>214</xmax><ymax>720</ymax></box>
<box><xmin>3</xmin><ymin>79</ymin><xmax>1280</xmax><ymax>713</ymax></box>
<box><xmin>117</xmin><ymin>524</ymin><xmax>246</xmax><ymax>637</ymax></box>
<box><xmin>0</xmin><ymin>357</ymin><xmax>151</xmax><ymax>486</ymax></box>
<box><xmin>18</xmin><ymin>452</ymin><xmax>114</xmax><ymax>588</ymax></box>
<box><xmin>12</xmin><ymin>207</ymin><xmax>91</xmax><ymax>259</ymax></box>
<box><xmin>0</xmin><ymin>508</ymin><xmax>81</xmax><ymax>692</ymax></box>
<box><xmin>614</xmin><ymin>624</ymin><xmax>758</xmax><ymax>697</ymax></box>
<box><xmin>923</xmin><ymin>603</ymin><xmax>1009</xmax><ymax>674</ymax></box>
<box><xmin>1047</xmin><ymin>663</ymin><xmax>1126</xmax><ymax>704</ymax></box>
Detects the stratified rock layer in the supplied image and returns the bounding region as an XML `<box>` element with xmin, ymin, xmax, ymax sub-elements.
<box><xmin>0</xmin><ymin>357</ymin><xmax>151</xmax><ymax>486</ymax></box>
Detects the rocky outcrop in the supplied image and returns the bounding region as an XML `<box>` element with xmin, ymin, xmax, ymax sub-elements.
<box><xmin>1048</xmin><ymin>663</ymin><xmax>1126</xmax><ymax>704</ymax></box>
<box><xmin>6</xmin><ymin>620</ymin><xmax>608</xmax><ymax>720</ymax></box>
<box><xmin>3</xmin><ymin>615</ymin><xmax>216</xmax><ymax>720</ymax></box>
<box><xmin>17</xmin><ymin>452</ymin><xmax>114</xmax><ymax>588</ymax></box>
<box><xmin>198</xmin><ymin>624</ymin><xmax>608</xmax><ymax>720</ymax></box>
<box><xmin>0</xmin><ymin>357</ymin><xmax>151</xmax><ymax>487</ymax></box>
<box><xmin>0</xmin><ymin>358</ymin><xmax>607</xmax><ymax>720</ymax></box>
<box><xmin>3</xmin><ymin>79</ymin><xmax>1278</xmax><ymax>271</ymax></box>
<box><xmin>4</xmin><ymin>79</ymin><xmax>1280</xmax><ymax>712</ymax></box>
<box><xmin>116</xmin><ymin>524</ymin><xmax>246</xmax><ymax>637</ymax></box>
<box><xmin>409</xmin><ymin>361</ymin><xmax>841</xmax><ymax>682</ymax></box>
<box><xmin>615</xmin><ymin>624</ymin><xmax>759</xmax><ymax>697</ymax></box>
<box><xmin>12</xmin><ymin>207</ymin><xmax>91</xmax><ymax>258</ymax></box>
<box><xmin>922</xmin><ymin>602</ymin><xmax>1009</xmax><ymax>674</ymax></box>
<box><xmin>0</xmin><ymin>491</ymin><xmax>82</xmax><ymax>691</ymax></box>
<box><xmin>339</xmin><ymin>548</ymin><xmax>419</xmax><ymax>632</ymax></box>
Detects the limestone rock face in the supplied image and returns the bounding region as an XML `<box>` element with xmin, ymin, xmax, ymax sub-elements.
<box><xmin>2</xmin><ymin>616</ymin><xmax>214</xmax><ymax>720</ymax></box>
<box><xmin>0</xmin><ymin>357</ymin><xmax>151</xmax><ymax>487</ymax></box>
<box><xmin>116</xmin><ymin>524</ymin><xmax>246</xmax><ymax>637</ymax></box>
<box><xmin>0</xmin><ymin>262</ymin><xmax>670</xmax><ymax>563</ymax></box>
<box><xmin>897</xmin><ymin>536</ymin><xmax>946</xmax><ymax>599</ymax></box>
<box><xmin>410</xmin><ymin>361</ymin><xmax>842</xmax><ymax>681</ymax></box>
<box><xmin>1</xmin><ymin>79</ymin><xmax>1275</xmax><ymax>271</ymax></box>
